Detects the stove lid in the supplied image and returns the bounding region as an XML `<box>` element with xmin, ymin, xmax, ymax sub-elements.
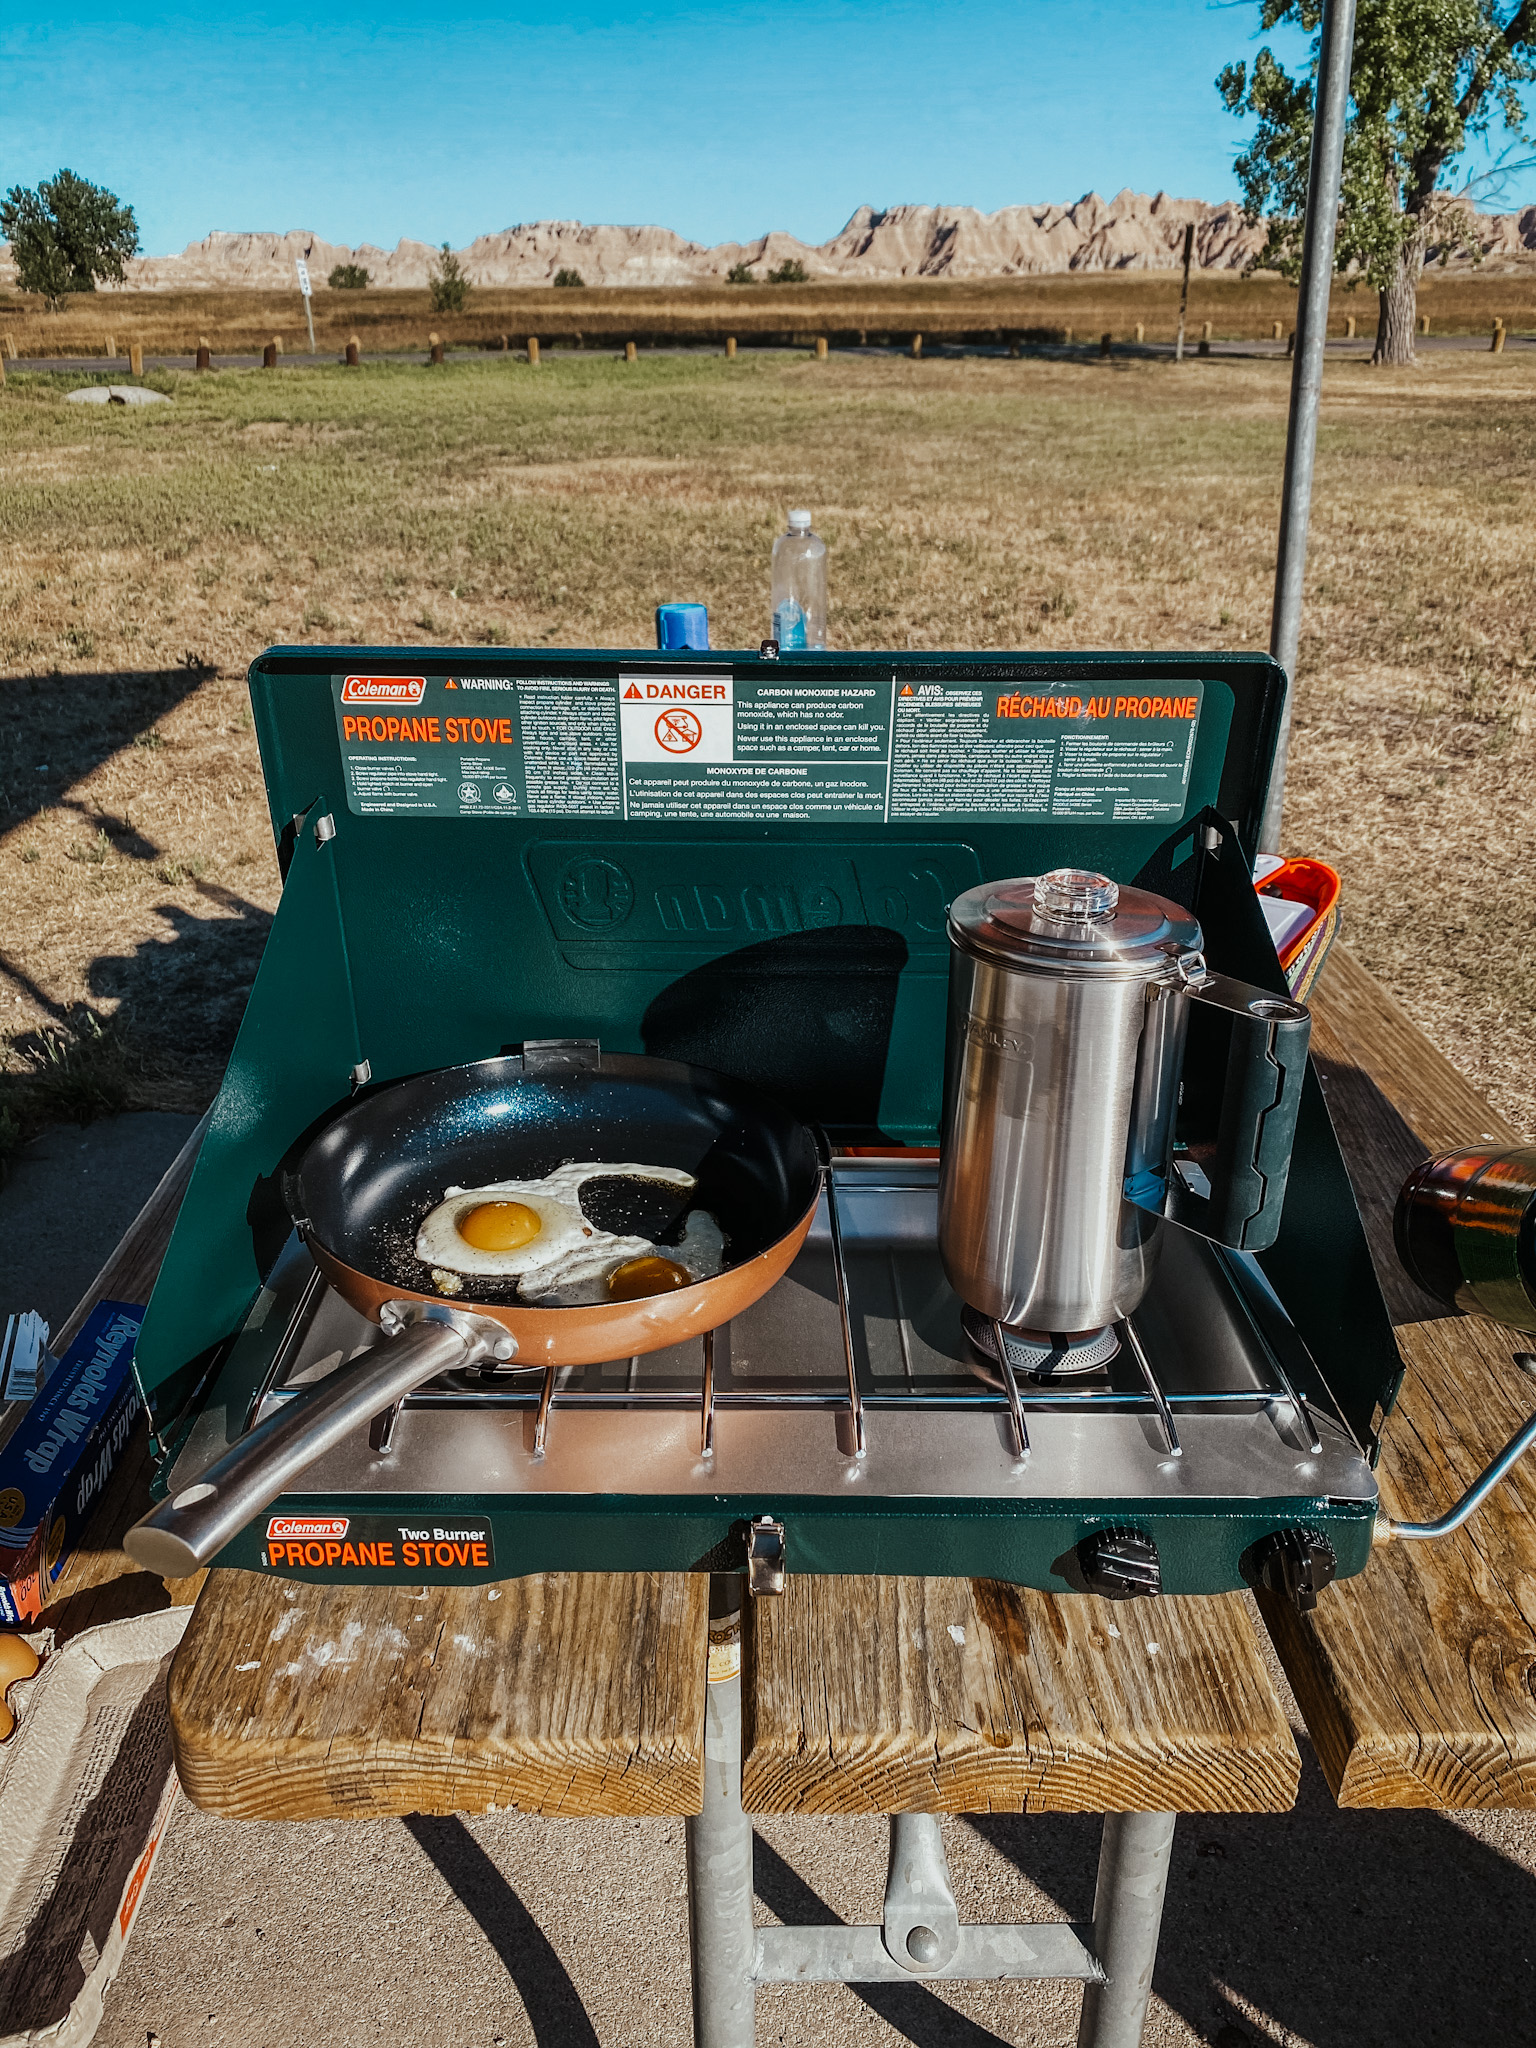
<box><xmin>949</xmin><ymin>868</ymin><xmax>1202</xmax><ymax>974</ymax></box>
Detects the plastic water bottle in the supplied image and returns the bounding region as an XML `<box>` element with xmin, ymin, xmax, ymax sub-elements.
<box><xmin>771</xmin><ymin>509</ymin><xmax>826</xmax><ymax>650</ymax></box>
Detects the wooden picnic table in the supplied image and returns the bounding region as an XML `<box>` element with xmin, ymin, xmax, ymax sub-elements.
<box><xmin>45</xmin><ymin>945</ymin><xmax>1536</xmax><ymax>2043</ymax></box>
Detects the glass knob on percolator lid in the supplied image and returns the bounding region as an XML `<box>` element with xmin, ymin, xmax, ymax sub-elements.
<box><xmin>1036</xmin><ymin>868</ymin><xmax>1119</xmax><ymax>921</ymax></box>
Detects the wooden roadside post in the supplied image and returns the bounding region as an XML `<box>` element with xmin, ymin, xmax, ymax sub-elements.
<box><xmin>344</xmin><ymin>335</ymin><xmax>360</xmax><ymax>367</ymax></box>
<box><xmin>1134</xmin><ymin>322</ymin><xmax>1145</xmax><ymax>344</ymax></box>
<box><xmin>1062</xmin><ymin>325</ymin><xmax>1073</xmax><ymax>344</ymax></box>
<box><xmin>814</xmin><ymin>335</ymin><xmax>828</xmax><ymax>360</ymax></box>
<box><xmin>273</xmin><ymin>335</ymin><xmax>283</xmax><ymax>355</ymax></box>
<box><xmin>1491</xmin><ymin>319</ymin><xmax>1506</xmax><ymax>354</ymax></box>
<box><xmin>195</xmin><ymin>338</ymin><xmax>212</xmax><ymax>372</ymax></box>
<box><xmin>499</xmin><ymin>333</ymin><xmax>509</xmax><ymax>352</ymax></box>
<box><xmin>1099</xmin><ymin>331</ymin><xmax>1112</xmax><ymax>356</ymax></box>
<box><xmin>1344</xmin><ymin>314</ymin><xmax>1356</xmax><ymax>337</ymax></box>
<box><xmin>911</xmin><ymin>332</ymin><xmax>922</xmax><ymax>358</ymax></box>
<box><xmin>262</xmin><ymin>343</ymin><xmax>278</xmax><ymax>370</ymax></box>
<box><xmin>1198</xmin><ymin>318</ymin><xmax>1212</xmax><ymax>356</ymax></box>
<box><xmin>1272</xmin><ymin>320</ymin><xmax>1284</xmax><ymax>340</ymax></box>
<box><xmin>1174</xmin><ymin>221</ymin><xmax>1195</xmax><ymax>361</ymax></box>
<box><xmin>105</xmin><ymin>332</ymin><xmax>116</xmax><ymax>359</ymax></box>
<box><xmin>1419</xmin><ymin>313</ymin><xmax>1431</xmax><ymax>335</ymax></box>
<box><xmin>129</xmin><ymin>342</ymin><xmax>144</xmax><ymax>376</ymax></box>
<box><xmin>429</xmin><ymin>333</ymin><xmax>444</xmax><ymax>365</ymax></box>
<box><xmin>527</xmin><ymin>336</ymin><xmax>540</xmax><ymax>366</ymax></box>
<box><xmin>725</xmin><ymin>336</ymin><xmax>736</xmax><ymax>359</ymax></box>
<box><xmin>625</xmin><ymin>340</ymin><xmax>637</xmax><ymax>364</ymax></box>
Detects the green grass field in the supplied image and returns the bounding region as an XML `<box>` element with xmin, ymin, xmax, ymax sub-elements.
<box><xmin>1</xmin><ymin>346</ymin><xmax>1532</xmax><ymax>1149</ymax></box>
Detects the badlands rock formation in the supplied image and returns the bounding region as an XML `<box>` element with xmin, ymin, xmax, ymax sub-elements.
<box><xmin>5</xmin><ymin>191</ymin><xmax>1533</xmax><ymax>290</ymax></box>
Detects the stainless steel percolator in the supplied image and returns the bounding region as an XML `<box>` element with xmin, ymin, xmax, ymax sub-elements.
<box><xmin>938</xmin><ymin>867</ymin><xmax>1311</xmax><ymax>1334</ymax></box>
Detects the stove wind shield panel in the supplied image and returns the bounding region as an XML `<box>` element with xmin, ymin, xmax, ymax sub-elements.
<box><xmin>131</xmin><ymin>649</ymin><xmax>1403</xmax><ymax>1597</ymax></box>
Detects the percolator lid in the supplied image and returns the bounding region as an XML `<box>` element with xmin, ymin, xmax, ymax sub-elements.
<box><xmin>948</xmin><ymin>868</ymin><xmax>1202</xmax><ymax>973</ymax></box>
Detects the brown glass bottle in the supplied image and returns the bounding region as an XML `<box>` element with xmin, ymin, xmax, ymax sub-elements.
<box><xmin>1394</xmin><ymin>1144</ymin><xmax>1536</xmax><ymax>1331</ymax></box>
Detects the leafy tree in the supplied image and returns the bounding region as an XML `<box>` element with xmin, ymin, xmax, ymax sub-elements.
<box><xmin>766</xmin><ymin>258</ymin><xmax>810</xmax><ymax>285</ymax></box>
<box><xmin>1219</xmin><ymin>1</ymin><xmax>1535</xmax><ymax>364</ymax></box>
<box><xmin>328</xmin><ymin>263</ymin><xmax>370</xmax><ymax>289</ymax></box>
<box><xmin>725</xmin><ymin>261</ymin><xmax>757</xmax><ymax>283</ymax></box>
<box><xmin>552</xmin><ymin>266</ymin><xmax>586</xmax><ymax>287</ymax></box>
<box><xmin>427</xmin><ymin>243</ymin><xmax>471</xmax><ymax>313</ymax></box>
<box><xmin>0</xmin><ymin>169</ymin><xmax>139</xmax><ymax>310</ymax></box>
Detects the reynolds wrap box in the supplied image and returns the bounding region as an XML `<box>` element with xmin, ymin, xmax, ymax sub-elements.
<box><xmin>0</xmin><ymin>1301</ymin><xmax>144</xmax><ymax>1623</ymax></box>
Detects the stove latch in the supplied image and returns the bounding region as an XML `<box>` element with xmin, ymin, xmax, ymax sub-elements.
<box><xmin>1076</xmin><ymin>1526</ymin><xmax>1163</xmax><ymax>1601</ymax></box>
<box><xmin>1246</xmin><ymin>1526</ymin><xmax>1338</xmax><ymax>1612</ymax></box>
<box><xmin>746</xmin><ymin>1515</ymin><xmax>786</xmax><ymax>1597</ymax></box>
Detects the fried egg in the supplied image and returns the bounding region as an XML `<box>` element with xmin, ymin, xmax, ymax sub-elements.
<box><xmin>415</xmin><ymin>1161</ymin><xmax>698</xmax><ymax>1287</ymax></box>
<box><xmin>527</xmin><ymin>1205</ymin><xmax>730</xmax><ymax>1307</ymax></box>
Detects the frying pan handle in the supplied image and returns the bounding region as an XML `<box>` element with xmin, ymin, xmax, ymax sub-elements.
<box><xmin>123</xmin><ymin>1305</ymin><xmax>515</xmax><ymax>1578</ymax></box>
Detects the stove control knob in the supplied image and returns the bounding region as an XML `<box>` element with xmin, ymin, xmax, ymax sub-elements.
<box><xmin>1245</xmin><ymin>1526</ymin><xmax>1338</xmax><ymax>1613</ymax></box>
<box><xmin>1076</xmin><ymin>1526</ymin><xmax>1162</xmax><ymax>1601</ymax></box>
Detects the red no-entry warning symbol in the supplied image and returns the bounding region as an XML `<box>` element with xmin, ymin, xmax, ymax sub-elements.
<box><xmin>655</xmin><ymin>708</ymin><xmax>703</xmax><ymax>753</ymax></box>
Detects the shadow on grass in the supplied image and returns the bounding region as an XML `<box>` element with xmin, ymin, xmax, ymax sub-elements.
<box><xmin>1</xmin><ymin>663</ymin><xmax>271</xmax><ymax>1166</ymax></box>
<box><xmin>0</xmin><ymin>662</ymin><xmax>210</xmax><ymax>839</ymax></box>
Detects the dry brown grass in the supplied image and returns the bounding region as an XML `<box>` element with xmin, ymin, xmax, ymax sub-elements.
<box><xmin>0</xmin><ymin>345</ymin><xmax>1531</xmax><ymax>1154</ymax></box>
<box><xmin>3</xmin><ymin>268</ymin><xmax>1534</xmax><ymax>360</ymax></box>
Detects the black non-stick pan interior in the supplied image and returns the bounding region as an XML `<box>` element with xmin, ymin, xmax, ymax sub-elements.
<box><xmin>290</xmin><ymin>1052</ymin><xmax>822</xmax><ymax>1307</ymax></box>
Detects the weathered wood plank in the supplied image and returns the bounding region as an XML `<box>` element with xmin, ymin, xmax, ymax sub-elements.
<box><xmin>743</xmin><ymin>1575</ymin><xmax>1298</xmax><ymax>1814</ymax></box>
<box><xmin>1260</xmin><ymin>947</ymin><xmax>1536</xmax><ymax>1807</ymax></box>
<box><xmin>168</xmin><ymin>1568</ymin><xmax>709</xmax><ymax>1820</ymax></box>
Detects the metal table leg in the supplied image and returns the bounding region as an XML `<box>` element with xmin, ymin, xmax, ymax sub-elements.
<box><xmin>1075</xmin><ymin>1812</ymin><xmax>1176</xmax><ymax>2048</ymax></box>
<box><xmin>687</xmin><ymin>1577</ymin><xmax>755</xmax><ymax>2048</ymax></box>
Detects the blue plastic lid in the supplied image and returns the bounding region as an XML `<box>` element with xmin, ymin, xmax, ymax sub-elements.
<box><xmin>655</xmin><ymin>603</ymin><xmax>710</xmax><ymax>651</ymax></box>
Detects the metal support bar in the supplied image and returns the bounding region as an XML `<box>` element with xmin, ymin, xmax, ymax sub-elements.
<box><xmin>755</xmin><ymin>1919</ymin><xmax>1103</xmax><ymax>1985</ymax></box>
<box><xmin>682</xmin><ymin>1578</ymin><xmax>1178</xmax><ymax>2048</ymax></box>
<box><xmin>688</xmin><ymin>1577</ymin><xmax>756</xmax><ymax>2048</ymax></box>
<box><xmin>1075</xmin><ymin>1813</ymin><xmax>1177</xmax><ymax>2048</ymax></box>
<box><xmin>1263</xmin><ymin>0</ymin><xmax>1359</xmax><ymax>852</ymax></box>
<box><xmin>1377</xmin><ymin>1395</ymin><xmax>1536</xmax><ymax>1541</ymax></box>
<box><xmin>821</xmin><ymin>1167</ymin><xmax>867</xmax><ymax>1456</ymax></box>
<box><xmin>882</xmin><ymin>1813</ymin><xmax>961</xmax><ymax>1969</ymax></box>
<box><xmin>1120</xmin><ymin>1319</ymin><xmax>1181</xmax><ymax>1459</ymax></box>
<box><xmin>700</xmin><ymin>1327</ymin><xmax>716</xmax><ymax>1460</ymax></box>
<box><xmin>991</xmin><ymin>1320</ymin><xmax>1031</xmax><ymax>1458</ymax></box>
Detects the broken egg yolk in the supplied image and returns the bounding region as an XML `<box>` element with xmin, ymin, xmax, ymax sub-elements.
<box><xmin>455</xmin><ymin>1200</ymin><xmax>543</xmax><ymax>1253</ymax></box>
<box><xmin>607</xmin><ymin>1255</ymin><xmax>693</xmax><ymax>1301</ymax></box>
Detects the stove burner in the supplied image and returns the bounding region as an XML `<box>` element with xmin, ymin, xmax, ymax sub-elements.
<box><xmin>961</xmin><ymin>1306</ymin><xmax>1121</xmax><ymax>1385</ymax></box>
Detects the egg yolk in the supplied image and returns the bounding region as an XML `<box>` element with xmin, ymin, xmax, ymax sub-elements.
<box><xmin>607</xmin><ymin>1256</ymin><xmax>693</xmax><ymax>1301</ymax></box>
<box><xmin>456</xmin><ymin>1200</ymin><xmax>543</xmax><ymax>1252</ymax></box>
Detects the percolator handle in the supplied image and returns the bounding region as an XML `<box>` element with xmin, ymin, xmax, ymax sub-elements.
<box><xmin>1165</xmin><ymin>974</ymin><xmax>1311</xmax><ymax>1252</ymax></box>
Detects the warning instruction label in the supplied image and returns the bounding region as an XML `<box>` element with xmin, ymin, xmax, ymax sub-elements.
<box><xmin>332</xmin><ymin>674</ymin><xmax>1202</xmax><ymax>825</ymax></box>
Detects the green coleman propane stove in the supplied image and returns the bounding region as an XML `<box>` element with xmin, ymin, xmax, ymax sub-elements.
<box><xmin>125</xmin><ymin>648</ymin><xmax>1409</xmax><ymax>1606</ymax></box>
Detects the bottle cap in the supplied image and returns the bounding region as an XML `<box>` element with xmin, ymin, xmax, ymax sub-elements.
<box><xmin>787</xmin><ymin>509</ymin><xmax>812</xmax><ymax>532</ymax></box>
<box><xmin>655</xmin><ymin>604</ymin><xmax>710</xmax><ymax>652</ymax></box>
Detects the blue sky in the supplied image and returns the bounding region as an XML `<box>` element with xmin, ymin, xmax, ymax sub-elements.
<box><xmin>4</xmin><ymin>2</ymin><xmax>1531</xmax><ymax>255</ymax></box>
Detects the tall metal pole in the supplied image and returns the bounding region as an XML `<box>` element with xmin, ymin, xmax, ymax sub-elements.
<box><xmin>1261</xmin><ymin>0</ymin><xmax>1358</xmax><ymax>853</ymax></box>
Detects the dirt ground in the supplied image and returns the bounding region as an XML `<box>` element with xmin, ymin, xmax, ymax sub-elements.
<box><xmin>0</xmin><ymin>345</ymin><xmax>1532</xmax><ymax>1150</ymax></box>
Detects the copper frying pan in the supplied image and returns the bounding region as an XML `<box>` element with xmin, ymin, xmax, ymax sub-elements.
<box><xmin>125</xmin><ymin>1051</ymin><xmax>821</xmax><ymax>1576</ymax></box>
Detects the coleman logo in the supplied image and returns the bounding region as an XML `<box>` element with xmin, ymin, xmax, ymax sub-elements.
<box><xmin>340</xmin><ymin>676</ymin><xmax>426</xmax><ymax>705</ymax></box>
<box><xmin>267</xmin><ymin>1515</ymin><xmax>349</xmax><ymax>1540</ymax></box>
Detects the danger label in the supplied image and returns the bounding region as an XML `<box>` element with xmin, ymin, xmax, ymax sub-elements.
<box><xmin>330</xmin><ymin>671</ymin><xmax>1204</xmax><ymax>825</ymax></box>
